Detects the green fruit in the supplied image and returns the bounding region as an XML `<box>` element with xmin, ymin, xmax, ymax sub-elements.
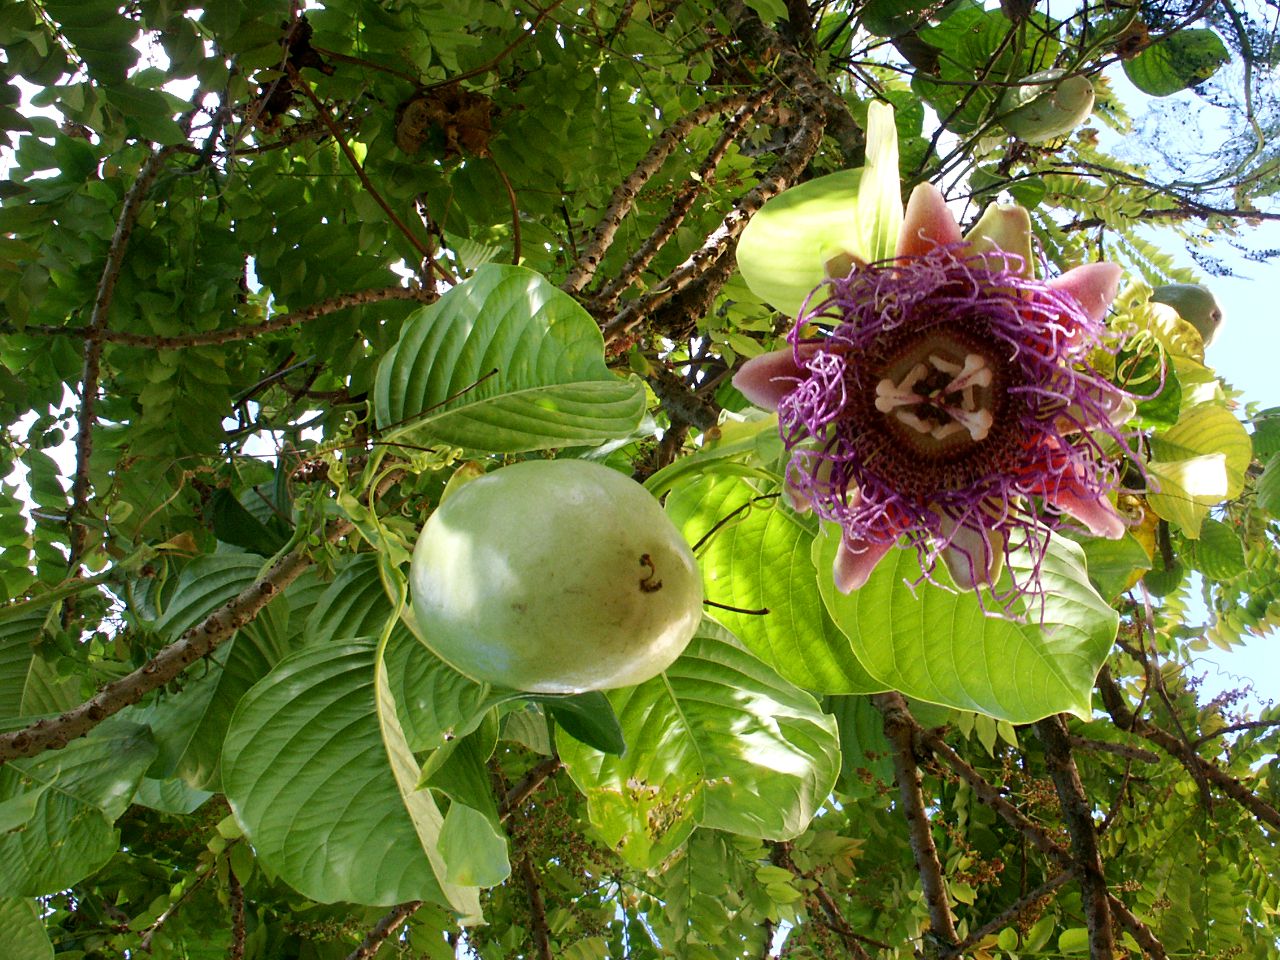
<box><xmin>410</xmin><ymin>459</ymin><xmax>703</xmax><ymax>693</ymax></box>
<box><xmin>998</xmin><ymin>69</ymin><xmax>1095</xmax><ymax>143</ymax></box>
<box><xmin>1150</xmin><ymin>283</ymin><xmax>1223</xmax><ymax>346</ymax></box>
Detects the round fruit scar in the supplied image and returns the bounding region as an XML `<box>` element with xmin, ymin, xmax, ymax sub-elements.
<box><xmin>409</xmin><ymin>459</ymin><xmax>704</xmax><ymax>693</ymax></box>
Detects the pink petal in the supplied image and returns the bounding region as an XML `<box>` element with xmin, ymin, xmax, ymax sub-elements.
<box><xmin>833</xmin><ymin>536</ymin><xmax>893</xmax><ymax>593</ymax></box>
<box><xmin>938</xmin><ymin>515</ymin><xmax>1005</xmax><ymax>590</ymax></box>
<box><xmin>732</xmin><ymin>348</ymin><xmax>806</xmax><ymax>411</ymax></box>
<box><xmin>897</xmin><ymin>183</ymin><xmax>962</xmax><ymax>259</ymax></box>
<box><xmin>1046</xmin><ymin>262</ymin><xmax>1122</xmax><ymax>324</ymax></box>
<box><xmin>1047</xmin><ymin>483</ymin><xmax>1126</xmax><ymax>539</ymax></box>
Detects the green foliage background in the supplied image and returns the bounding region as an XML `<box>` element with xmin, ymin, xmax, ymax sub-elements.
<box><xmin>1</xmin><ymin>1</ymin><xmax>1278</xmax><ymax>958</ymax></box>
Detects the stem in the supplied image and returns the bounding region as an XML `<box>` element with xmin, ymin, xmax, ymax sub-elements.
<box><xmin>344</xmin><ymin>902</ymin><xmax>423</xmax><ymax>960</ymax></box>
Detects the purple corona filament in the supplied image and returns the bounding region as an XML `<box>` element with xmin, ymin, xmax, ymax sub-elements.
<box><xmin>734</xmin><ymin>185</ymin><xmax>1134</xmax><ymax>611</ymax></box>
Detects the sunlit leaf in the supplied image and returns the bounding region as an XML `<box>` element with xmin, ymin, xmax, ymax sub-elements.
<box><xmin>559</xmin><ymin>621</ymin><xmax>840</xmax><ymax>869</ymax></box>
<box><xmin>373</xmin><ymin>264</ymin><xmax>646</xmax><ymax>452</ymax></box>
<box><xmin>814</xmin><ymin>527</ymin><xmax>1117</xmax><ymax>721</ymax></box>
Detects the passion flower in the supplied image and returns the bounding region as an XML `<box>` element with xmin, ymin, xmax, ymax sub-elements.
<box><xmin>734</xmin><ymin>184</ymin><xmax>1131</xmax><ymax>603</ymax></box>
<box><xmin>410</xmin><ymin>459</ymin><xmax>703</xmax><ymax>693</ymax></box>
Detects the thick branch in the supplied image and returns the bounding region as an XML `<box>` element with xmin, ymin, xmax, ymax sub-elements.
<box><xmin>1106</xmin><ymin>895</ymin><xmax>1169</xmax><ymax>960</ymax></box>
<box><xmin>344</xmin><ymin>901</ymin><xmax>423</xmax><ymax>960</ymax></box>
<box><xmin>873</xmin><ymin>692</ymin><xmax>958</xmax><ymax>947</ymax></box>
<box><xmin>563</xmin><ymin>91</ymin><xmax>757</xmax><ymax>294</ymax></box>
<box><xmin>69</xmin><ymin>147</ymin><xmax>174</xmax><ymax>567</ymax></box>
<box><xmin>0</xmin><ymin>516</ymin><xmax>353</xmax><ymax>764</ymax></box>
<box><xmin>906</xmin><ymin>715</ymin><xmax>1170</xmax><ymax>960</ymax></box>
<box><xmin>589</xmin><ymin>88</ymin><xmax>775</xmax><ymax>310</ymax></box>
<box><xmin>722</xmin><ymin>0</ymin><xmax>863</xmax><ymax>160</ymax></box>
<box><xmin>1035</xmin><ymin>716</ymin><xmax>1115</xmax><ymax>960</ymax></box>
<box><xmin>601</xmin><ymin>104</ymin><xmax>825</xmax><ymax>346</ymax></box>
<box><xmin>1097</xmin><ymin>667</ymin><xmax>1280</xmax><ymax>833</ymax></box>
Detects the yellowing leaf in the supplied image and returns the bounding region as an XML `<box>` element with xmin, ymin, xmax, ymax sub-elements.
<box><xmin>1147</xmin><ymin>402</ymin><xmax>1252</xmax><ymax>537</ymax></box>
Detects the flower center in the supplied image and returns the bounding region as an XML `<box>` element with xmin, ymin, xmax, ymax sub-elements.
<box><xmin>874</xmin><ymin>339</ymin><xmax>994</xmax><ymax>455</ymax></box>
<box><xmin>837</xmin><ymin>323</ymin><xmax>1027</xmax><ymax>500</ymax></box>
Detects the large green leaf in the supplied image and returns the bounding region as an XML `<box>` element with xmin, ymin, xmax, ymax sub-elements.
<box><xmin>222</xmin><ymin>638</ymin><xmax>476</xmax><ymax>910</ymax></box>
<box><xmin>307</xmin><ymin>554</ymin><xmax>493</xmax><ymax>753</ymax></box>
<box><xmin>814</xmin><ymin>528</ymin><xmax>1117</xmax><ymax>721</ymax></box>
<box><xmin>0</xmin><ymin>898</ymin><xmax>52</xmax><ymax>960</ymax></box>
<box><xmin>373</xmin><ymin>264</ymin><xmax>646</xmax><ymax>452</ymax></box>
<box><xmin>1123</xmin><ymin>28</ymin><xmax>1229</xmax><ymax>97</ymax></box>
<box><xmin>0</xmin><ymin>604</ymin><xmax>78</xmax><ymax>724</ymax></box>
<box><xmin>137</xmin><ymin>553</ymin><xmax>301</xmax><ymax>789</ymax></box>
<box><xmin>559</xmin><ymin>621</ymin><xmax>840</xmax><ymax>869</ymax></box>
<box><xmin>1148</xmin><ymin>402</ymin><xmax>1252</xmax><ymax>537</ymax></box>
<box><xmin>665</xmin><ymin>473</ymin><xmax>882</xmax><ymax>693</ymax></box>
<box><xmin>0</xmin><ymin>721</ymin><xmax>156</xmax><ymax>896</ymax></box>
<box><xmin>735</xmin><ymin>169</ymin><xmax>862</xmax><ymax>316</ymax></box>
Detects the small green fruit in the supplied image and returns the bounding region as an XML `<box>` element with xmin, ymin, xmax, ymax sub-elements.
<box><xmin>1150</xmin><ymin>283</ymin><xmax>1223</xmax><ymax>346</ymax></box>
<box><xmin>410</xmin><ymin>459</ymin><xmax>703</xmax><ymax>693</ymax></box>
<box><xmin>998</xmin><ymin>69</ymin><xmax>1095</xmax><ymax>143</ymax></box>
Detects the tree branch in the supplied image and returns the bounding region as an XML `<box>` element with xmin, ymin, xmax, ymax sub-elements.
<box><xmin>344</xmin><ymin>901</ymin><xmax>423</xmax><ymax>960</ymax></box>
<box><xmin>228</xmin><ymin>865</ymin><xmax>246</xmax><ymax>960</ymax></box>
<box><xmin>721</xmin><ymin>0</ymin><xmax>863</xmax><ymax>160</ymax></box>
<box><xmin>12</xmin><ymin>285</ymin><xmax>433</xmax><ymax>348</ymax></box>
<box><xmin>601</xmin><ymin>103</ymin><xmax>825</xmax><ymax>347</ymax></box>
<box><xmin>588</xmin><ymin>87</ymin><xmax>776</xmax><ymax>311</ymax></box>
<box><xmin>499</xmin><ymin>755</ymin><xmax>562</xmax><ymax>822</ymax></box>
<box><xmin>1106</xmin><ymin>895</ymin><xmax>1170</xmax><ymax>960</ymax></box>
<box><xmin>1096</xmin><ymin>666</ymin><xmax>1280</xmax><ymax>834</ymax></box>
<box><xmin>771</xmin><ymin>841</ymin><xmax>884</xmax><ymax>958</ymax></box>
<box><xmin>563</xmin><ymin>91</ymin><xmax>757</xmax><ymax>294</ymax></box>
<box><xmin>873</xmin><ymin>692</ymin><xmax>958</xmax><ymax>947</ymax></box>
<box><xmin>518</xmin><ymin>856</ymin><xmax>554</xmax><ymax>960</ymax></box>
<box><xmin>68</xmin><ymin>146</ymin><xmax>174</xmax><ymax>568</ymax></box>
<box><xmin>1034</xmin><ymin>716</ymin><xmax>1115</xmax><ymax>960</ymax></box>
<box><xmin>941</xmin><ymin>870</ymin><xmax>1073</xmax><ymax>959</ymax></box>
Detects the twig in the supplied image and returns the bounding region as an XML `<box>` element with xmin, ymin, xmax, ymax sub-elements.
<box><xmin>873</xmin><ymin>692</ymin><xmax>958</xmax><ymax>946</ymax></box>
<box><xmin>1192</xmin><ymin>718</ymin><xmax>1280</xmax><ymax>747</ymax></box>
<box><xmin>228</xmin><ymin>865</ymin><xmax>246</xmax><ymax>960</ymax></box>
<box><xmin>1034</xmin><ymin>716</ymin><xmax>1115</xmax><ymax>960</ymax></box>
<box><xmin>562</xmin><ymin>91</ymin><xmax>756</xmax><ymax>294</ymax></box>
<box><xmin>771</xmin><ymin>841</ymin><xmax>884</xmax><ymax>958</ymax></box>
<box><xmin>601</xmin><ymin>103</ymin><xmax>826</xmax><ymax>346</ymax></box>
<box><xmin>12</xmin><ymin>286</ymin><xmax>433</xmax><ymax>348</ymax></box>
<box><xmin>588</xmin><ymin>88</ymin><xmax>776</xmax><ymax>310</ymax></box>
<box><xmin>1096</xmin><ymin>667</ymin><xmax>1280</xmax><ymax>834</ymax></box>
<box><xmin>68</xmin><ymin>146</ymin><xmax>175</xmax><ymax>568</ymax></box>
<box><xmin>285</xmin><ymin>62</ymin><xmax>444</xmax><ymax>280</ymax></box>
<box><xmin>138</xmin><ymin>840</ymin><xmax>234</xmax><ymax>952</ymax></box>
<box><xmin>490</xmin><ymin>156</ymin><xmax>522</xmax><ymax>265</ymax></box>
<box><xmin>344</xmin><ymin>901</ymin><xmax>423</xmax><ymax>960</ymax></box>
<box><xmin>429</xmin><ymin>0</ymin><xmax>568</xmax><ymax>91</ymax></box>
<box><xmin>1106</xmin><ymin>895</ymin><xmax>1170</xmax><ymax>960</ymax></box>
<box><xmin>1067</xmin><ymin>734</ymin><xmax>1159</xmax><ymax>764</ymax></box>
<box><xmin>941</xmin><ymin>870</ymin><xmax>1073</xmax><ymax>959</ymax></box>
<box><xmin>499</xmin><ymin>755</ymin><xmax>562</xmax><ymax>822</ymax></box>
